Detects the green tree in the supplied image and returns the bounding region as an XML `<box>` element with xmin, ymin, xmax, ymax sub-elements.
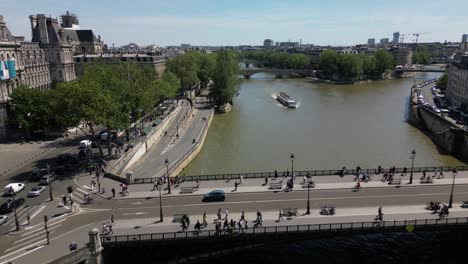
<box><xmin>437</xmin><ymin>73</ymin><xmax>448</xmax><ymax>89</ymax></box>
<box><xmin>8</xmin><ymin>85</ymin><xmax>56</xmax><ymax>134</ymax></box>
<box><xmin>374</xmin><ymin>49</ymin><xmax>394</xmax><ymax>75</ymax></box>
<box><xmin>336</xmin><ymin>54</ymin><xmax>363</xmax><ymax>80</ymax></box>
<box><xmin>210</xmin><ymin>50</ymin><xmax>242</xmax><ymax>108</ymax></box>
<box><xmin>318</xmin><ymin>50</ymin><xmax>339</xmax><ymax>79</ymax></box>
<box><xmin>197</xmin><ymin>53</ymin><xmax>217</xmax><ymax>88</ymax></box>
<box><xmin>166</xmin><ymin>51</ymin><xmax>200</xmax><ymax>90</ymax></box>
<box><xmin>412</xmin><ymin>46</ymin><xmax>430</xmax><ymax>65</ymax></box>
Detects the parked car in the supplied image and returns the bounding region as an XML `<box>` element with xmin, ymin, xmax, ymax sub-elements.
<box><xmin>0</xmin><ymin>198</ymin><xmax>25</xmax><ymax>214</ymax></box>
<box><xmin>461</xmin><ymin>201</ymin><xmax>468</xmax><ymax>208</ymax></box>
<box><xmin>28</xmin><ymin>186</ymin><xmax>46</xmax><ymax>197</ymax></box>
<box><xmin>31</xmin><ymin>168</ymin><xmax>48</xmax><ymax>181</ymax></box>
<box><xmin>79</xmin><ymin>140</ymin><xmax>92</xmax><ymax>149</ymax></box>
<box><xmin>3</xmin><ymin>183</ymin><xmax>25</xmax><ymax>196</ymax></box>
<box><xmin>202</xmin><ymin>190</ymin><xmax>226</xmax><ymax>202</ymax></box>
<box><xmin>39</xmin><ymin>174</ymin><xmax>56</xmax><ymax>185</ymax></box>
<box><xmin>0</xmin><ymin>215</ymin><xmax>8</xmax><ymax>225</ymax></box>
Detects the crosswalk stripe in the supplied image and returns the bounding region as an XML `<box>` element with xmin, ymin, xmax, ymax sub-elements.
<box><xmin>13</xmin><ymin>225</ymin><xmax>60</xmax><ymax>245</ymax></box>
<box><xmin>20</xmin><ymin>205</ymin><xmax>46</xmax><ymax>225</ymax></box>
<box><xmin>20</xmin><ymin>220</ymin><xmax>62</xmax><ymax>237</ymax></box>
<box><xmin>4</xmin><ymin>237</ymin><xmax>47</xmax><ymax>253</ymax></box>
<box><xmin>3</xmin><ymin>206</ymin><xmax>34</xmax><ymax>226</ymax></box>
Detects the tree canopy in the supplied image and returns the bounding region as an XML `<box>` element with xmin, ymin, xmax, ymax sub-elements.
<box><xmin>209</xmin><ymin>50</ymin><xmax>242</xmax><ymax>107</ymax></box>
<box><xmin>241</xmin><ymin>50</ymin><xmax>310</xmax><ymax>69</ymax></box>
<box><xmin>412</xmin><ymin>46</ymin><xmax>431</xmax><ymax>65</ymax></box>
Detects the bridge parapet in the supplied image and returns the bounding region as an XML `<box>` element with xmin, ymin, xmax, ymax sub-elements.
<box><xmin>102</xmin><ymin>217</ymin><xmax>468</xmax><ymax>245</ymax></box>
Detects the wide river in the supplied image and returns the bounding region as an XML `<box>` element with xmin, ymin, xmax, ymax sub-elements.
<box><xmin>184</xmin><ymin>72</ymin><xmax>465</xmax><ymax>175</ymax></box>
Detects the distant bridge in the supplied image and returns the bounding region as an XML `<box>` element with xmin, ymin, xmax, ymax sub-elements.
<box><xmin>242</xmin><ymin>67</ymin><xmax>315</xmax><ymax>78</ymax></box>
<box><xmin>395</xmin><ymin>67</ymin><xmax>446</xmax><ymax>73</ymax></box>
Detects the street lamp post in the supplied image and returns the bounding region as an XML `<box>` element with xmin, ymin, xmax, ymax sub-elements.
<box><xmin>409</xmin><ymin>149</ymin><xmax>416</xmax><ymax>184</ymax></box>
<box><xmin>290</xmin><ymin>153</ymin><xmax>295</xmax><ymax>186</ymax></box>
<box><xmin>449</xmin><ymin>169</ymin><xmax>457</xmax><ymax>208</ymax></box>
<box><xmin>306</xmin><ymin>181</ymin><xmax>311</xmax><ymax>214</ymax></box>
<box><xmin>159</xmin><ymin>184</ymin><xmax>163</xmax><ymax>222</ymax></box>
<box><xmin>165</xmin><ymin>158</ymin><xmax>171</xmax><ymax>194</ymax></box>
<box><xmin>47</xmin><ymin>163</ymin><xmax>53</xmax><ymax>201</ymax></box>
<box><xmin>12</xmin><ymin>192</ymin><xmax>20</xmax><ymax>231</ymax></box>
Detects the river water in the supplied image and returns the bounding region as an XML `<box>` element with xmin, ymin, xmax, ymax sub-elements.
<box><xmin>184</xmin><ymin>73</ymin><xmax>465</xmax><ymax>175</ymax></box>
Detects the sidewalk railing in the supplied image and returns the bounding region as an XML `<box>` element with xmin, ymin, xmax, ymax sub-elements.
<box><xmin>101</xmin><ymin>217</ymin><xmax>468</xmax><ymax>244</ymax></box>
<box><xmin>132</xmin><ymin>165</ymin><xmax>468</xmax><ymax>184</ymax></box>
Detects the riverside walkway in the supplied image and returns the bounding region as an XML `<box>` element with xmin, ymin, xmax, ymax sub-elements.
<box><xmin>77</xmin><ymin>166</ymin><xmax>468</xmax><ymax>200</ymax></box>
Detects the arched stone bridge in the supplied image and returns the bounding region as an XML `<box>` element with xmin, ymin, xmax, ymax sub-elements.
<box><xmin>242</xmin><ymin>67</ymin><xmax>315</xmax><ymax>78</ymax></box>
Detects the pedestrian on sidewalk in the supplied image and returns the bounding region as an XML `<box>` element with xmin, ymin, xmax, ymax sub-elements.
<box><xmin>377</xmin><ymin>166</ymin><xmax>382</xmax><ymax>175</ymax></box>
<box><xmin>438</xmin><ymin>170</ymin><xmax>444</xmax><ymax>179</ymax></box>
<box><xmin>274</xmin><ymin>170</ymin><xmax>278</xmax><ymax>179</ymax></box>
<box><xmin>111</xmin><ymin>214</ymin><xmax>114</xmax><ymax>225</ymax></box>
<box><xmin>194</xmin><ymin>220</ymin><xmax>201</xmax><ymax>232</ymax></box>
<box><xmin>152</xmin><ymin>181</ymin><xmax>158</xmax><ymax>191</ymax></box>
<box><xmin>70</xmin><ymin>199</ymin><xmax>74</xmax><ymax>211</ymax></box>
<box><xmin>423</xmin><ymin>170</ymin><xmax>426</xmax><ymax>179</ymax></box>
<box><xmin>26</xmin><ymin>212</ymin><xmax>31</xmax><ymax>225</ymax></box>
<box><xmin>278</xmin><ymin>210</ymin><xmax>283</xmax><ymax>222</ymax></box>
<box><xmin>264</xmin><ymin>176</ymin><xmax>269</xmax><ymax>186</ymax></box>
<box><xmin>217</xmin><ymin>208</ymin><xmax>222</xmax><ymax>221</ymax></box>
<box><xmin>225</xmin><ymin>208</ymin><xmax>229</xmax><ymax>220</ymax></box>
<box><xmin>240</xmin><ymin>175</ymin><xmax>244</xmax><ymax>184</ymax></box>
<box><xmin>234</xmin><ymin>181</ymin><xmax>238</xmax><ymax>191</ymax></box>
<box><xmin>62</xmin><ymin>195</ymin><xmax>67</xmax><ymax>206</ymax></box>
<box><xmin>111</xmin><ymin>188</ymin><xmax>115</xmax><ymax>198</ymax></box>
<box><xmin>241</xmin><ymin>211</ymin><xmax>245</xmax><ymax>221</ymax></box>
<box><xmin>202</xmin><ymin>212</ymin><xmax>208</xmax><ymax>227</ymax></box>
<box><xmin>196</xmin><ymin>179</ymin><xmax>200</xmax><ymax>189</ymax></box>
<box><xmin>108</xmin><ymin>223</ymin><xmax>113</xmax><ymax>234</ymax></box>
<box><xmin>402</xmin><ymin>167</ymin><xmax>407</xmax><ymax>176</ymax></box>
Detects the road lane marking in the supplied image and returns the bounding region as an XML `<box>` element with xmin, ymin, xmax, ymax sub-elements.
<box><xmin>123</xmin><ymin>212</ymin><xmax>148</xmax><ymax>216</ymax></box>
<box><xmin>117</xmin><ymin>191</ymin><xmax>468</xmax><ymax>210</ymax></box>
<box><xmin>21</xmin><ymin>205</ymin><xmax>46</xmax><ymax>225</ymax></box>
<box><xmin>0</xmin><ymin>244</ymin><xmax>44</xmax><ymax>264</ymax></box>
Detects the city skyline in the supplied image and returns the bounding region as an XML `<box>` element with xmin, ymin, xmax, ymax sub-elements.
<box><xmin>2</xmin><ymin>0</ymin><xmax>468</xmax><ymax>47</ymax></box>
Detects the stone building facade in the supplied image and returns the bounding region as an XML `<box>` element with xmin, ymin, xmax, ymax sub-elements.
<box><xmin>60</xmin><ymin>11</ymin><xmax>104</xmax><ymax>55</ymax></box>
<box><xmin>446</xmin><ymin>53</ymin><xmax>468</xmax><ymax>111</ymax></box>
<box><xmin>30</xmin><ymin>14</ymin><xmax>76</xmax><ymax>83</ymax></box>
<box><xmin>0</xmin><ymin>13</ymin><xmax>77</xmax><ymax>138</ymax></box>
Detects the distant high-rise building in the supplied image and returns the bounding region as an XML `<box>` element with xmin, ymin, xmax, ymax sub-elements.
<box><xmin>462</xmin><ymin>34</ymin><xmax>468</xmax><ymax>43</ymax></box>
<box><xmin>393</xmin><ymin>32</ymin><xmax>400</xmax><ymax>44</ymax></box>
<box><xmin>380</xmin><ymin>38</ymin><xmax>390</xmax><ymax>45</ymax></box>
<box><xmin>263</xmin><ymin>39</ymin><xmax>274</xmax><ymax>48</ymax></box>
<box><xmin>367</xmin><ymin>38</ymin><xmax>375</xmax><ymax>46</ymax></box>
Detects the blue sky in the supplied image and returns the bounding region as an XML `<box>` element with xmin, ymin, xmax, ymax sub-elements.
<box><xmin>2</xmin><ymin>0</ymin><xmax>468</xmax><ymax>46</ymax></box>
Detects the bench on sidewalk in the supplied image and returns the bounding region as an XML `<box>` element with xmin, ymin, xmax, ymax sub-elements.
<box><xmin>173</xmin><ymin>214</ymin><xmax>189</xmax><ymax>223</ymax></box>
<box><xmin>180</xmin><ymin>186</ymin><xmax>197</xmax><ymax>194</ymax></box>
<box><xmin>388</xmin><ymin>178</ymin><xmax>402</xmax><ymax>185</ymax></box>
<box><xmin>420</xmin><ymin>178</ymin><xmax>434</xmax><ymax>184</ymax></box>
<box><xmin>270</xmin><ymin>182</ymin><xmax>282</xmax><ymax>190</ymax></box>
<box><xmin>302</xmin><ymin>181</ymin><xmax>315</xmax><ymax>188</ymax></box>
<box><xmin>281</xmin><ymin>208</ymin><xmax>298</xmax><ymax>217</ymax></box>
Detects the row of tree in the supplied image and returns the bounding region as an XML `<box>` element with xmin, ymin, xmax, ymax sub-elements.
<box><xmin>241</xmin><ymin>50</ymin><xmax>310</xmax><ymax>69</ymax></box>
<box><xmin>8</xmin><ymin>62</ymin><xmax>179</xmax><ymax>158</ymax></box>
<box><xmin>166</xmin><ymin>50</ymin><xmax>242</xmax><ymax>108</ymax></box>
<box><xmin>318</xmin><ymin>49</ymin><xmax>395</xmax><ymax>81</ymax></box>
<box><xmin>412</xmin><ymin>46</ymin><xmax>431</xmax><ymax>65</ymax></box>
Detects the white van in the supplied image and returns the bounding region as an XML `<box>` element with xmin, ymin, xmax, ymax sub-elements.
<box><xmin>4</xmin><ymin>183</ymin><xmax>25</xmax><ymax>195</ymax></box>
<box><xmin>79</xmin><ymin>140</ymin><xmax>92</xmax><ymax>148</ymax></box>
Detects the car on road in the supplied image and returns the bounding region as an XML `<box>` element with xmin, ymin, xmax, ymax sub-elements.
<box><xmin>31</xmin><ymin>168</ymin><xmax>48</xmax><ymax>181</ymax></box>
<box><xmin>0</xmin><ymin>215</ymin><xmax>8</xmax><ymax>225</ymax></box>
<box><xmin>3</xmin><ymin>183</ymin><xmax>25</xmax><ymax>196</ymax></box>
<box><xmin>462</xmin><ymin>201</ymin><xmax>468</xmax><ymax>208</ymax></box>
<box><xmin>39</xmin><ymin>174</ymin><xmax>56</xmax><ymax>185</ymax></box>
<box><xmin>28</xmin><ymin>186</ymin><xmax>46</xmax><ymax>197</ymax></box>
<box><xmin>0</xmin><ymin>198</ymin><xmax>25</xmax><ymax>214</ymax></box>
<box><xmin>202</xmin><ymin>190</ymin><xmax>226</xmax><ymax>202</ymax></box>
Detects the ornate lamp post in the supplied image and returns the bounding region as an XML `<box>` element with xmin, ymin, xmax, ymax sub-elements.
<box><xmin>165</xmin><ymin>158</ymin><xmax>171</xmax><ymax>194</ymax></box>
<box><xmin>290</xmin><ymin>153</ymin><xmax>295</xmax><ymax>186</ymax></box>
<box><xmin>409</xmin><ymin>149</ymin><xmax>416</xmax><ymax>184</ymax></box>
<box><xmin>449</xmin><ymin>169</ymin><xmax>457</xmax><ymax>208</ymax></box>
<box><xmin>306</xmin><ymin>180</ymin><xmax>311</xmax><ymax>214</ymax></box>
<box><xmin>47</xmin><ymin>163</ymin><xmax>53</xmax><ymax>201</ymax></box>
<box><xmin>159</xmin><ymin>183</ymin><xmax>163</xmax><ymax>222</ymax></box>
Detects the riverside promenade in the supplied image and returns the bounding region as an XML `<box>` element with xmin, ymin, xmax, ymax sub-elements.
<box><xmin>76</xmin><ymin>169</ymin><xmax>468</xmax><ymax>200</ymax></box>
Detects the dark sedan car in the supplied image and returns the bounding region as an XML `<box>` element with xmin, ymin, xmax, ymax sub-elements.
<box><xmin>202</xmin><ymin>190</ymin><xmax>226</xmax><ymax>202</ymax></box>
<box><xmin>0</xmin><ymin>198</ymin><xmax>25</xmax><ymax>214</ymax></box>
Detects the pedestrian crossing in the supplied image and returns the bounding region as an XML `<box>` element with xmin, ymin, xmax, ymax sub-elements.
<box><xmin>1</xmin><ymin>204</ymin><xmax>42</xmax><ymax>231</ymax></box>
<box><xmin>0</xmin><ymin>219</ymin><xmax>63</xmax><ymax>263</ymax></box>
<box><xmin>72</xmin><ymin>186</ymin><xmax>90</xmax><ymax>205</ymax></box>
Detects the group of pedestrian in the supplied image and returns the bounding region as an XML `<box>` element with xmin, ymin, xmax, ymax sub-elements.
<box><xmin>102</xmin><ymin>220</ymin><xmax>114</xmax><ymax>235</ymax></box>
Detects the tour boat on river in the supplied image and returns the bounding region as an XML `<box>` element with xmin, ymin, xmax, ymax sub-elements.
<box><xmin>276</xmin><ymin>92</ymin><xmax>297</xmax><ymax>108</ymax></box>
